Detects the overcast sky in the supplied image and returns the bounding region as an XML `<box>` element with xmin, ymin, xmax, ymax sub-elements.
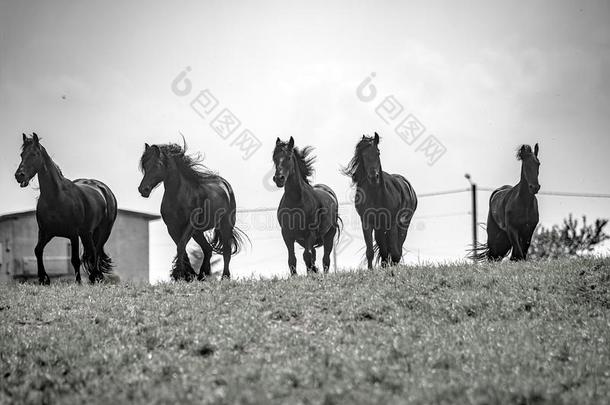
<box><xmin>1</xmin><ymin>0</ymin><xmax>609</xmax><ymax>281</ymax></box>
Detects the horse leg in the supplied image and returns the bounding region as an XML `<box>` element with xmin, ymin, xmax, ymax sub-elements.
<box><xmin>92</xmin><ymin>216</ymin><xmax>115</xmax><ymax>274</ymax></box>
<box><xmin>522</xmin><ymin>229</ymin><xmax>535</xmax><ymax>260</ymax></box>
<box><xmin>303</xmin><ymin>235</ymin><xmax>316</xmax><ymax>274</ymax></box>
<box><xmin>281</xmin><ymin>229</ymin><xmax>297</xmax><ymax>276</ymax></box>
<box><xmin>374</xmin><ymin>229</ymin><xmax>389</xmax><ymax>267</ymax></box>
<box><xmin>34</xmin><ymin>231</ymin><xmax>52</xmax><ymax>285</ymax></box>
<box><xmin>307</xmin><ymin>246</ymin><xmax>319</xmax><ymax>273</ymax></box>
<box><xmin>168</xmin><ymin>224</ymin><xmax>196</xmax><ymax>281</ymax></box>
<box><xmin>69</xmin><ymin>235</ymin><xmax>82</xmax><ymax>284</ymax></box>
<box><xmin>507</xmin><ymin>229</ymin><xmax>525</xmax><ymax>261</ymax></box>
<box><xmin>303</xmin><ymin>252</ymin><xmax>316</xmax><ymax>273</ymax></box>
<box><xmin>396</xmin><ymin>211</ymin><xmax>412</xmax><ymax>264</ymax></box>
<box><xmin>81</xmin><ymin>232</ymin><xmax>100</xmax><ymax>283</ymax></box>
<box><xmin>388</xmin><ymin>227</ymin><xmax>402</xmax><ymax>265</ymax></box>
<box><xmin>361</xmin><ymin>223</ymin><xmax>374</xmax><ymax>270</ymax></box>
<box><xmin>488</xmin><ymin>232</ymin><xmax>511</xmax><ymax>261</ymax></box>
<box><xmin>192</xmin><ymin>232</ymin><xmax>213</xmax><ymax>280</ymax></box>
<box><xmin>322</xmin><ymin>226</ymin><xmax>336</xmax><ymax>273</ymax></box>
<box><xmin>398</xmin><ymin>227</ymin><xmax>408</xmax><ymax>254</ymax></box>
<box><xmin>486</xmin><ymin>214</ymin><xmax>511</xmax><ymax>261</ymax></box>
<box><xmin>219</xmin><ymin>224</ymin><xmax>234</xmax><ymax>280</ymax></box>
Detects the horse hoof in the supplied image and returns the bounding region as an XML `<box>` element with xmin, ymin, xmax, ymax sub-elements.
<box><xmin>39</xmin><ymin>277</ymin><xmax>50</xmax><ymax>286</ymax></box>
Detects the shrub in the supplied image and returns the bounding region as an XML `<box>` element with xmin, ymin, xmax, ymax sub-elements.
<box><xmin>529</xmin><ymin>214</ymin><xmax>609</xmax><ymax>259</ymax></box>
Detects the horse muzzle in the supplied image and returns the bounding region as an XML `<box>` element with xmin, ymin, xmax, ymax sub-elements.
<box><xmin>368</xmin><ymin>173</ymin><xmax>381</xmax><ymax>185</ymax></box>
<box><xmin>529</xmin><ymin>184</ymin><xmax>540</xmax><ymax>194</ymax></box>
<box><xmin>138</xmin><ymin>185</ymin><xmax>152</xmax><ymax>198</ymax></box>
<box><xmin>14</xmin><ymin>171</ymin><xmax>30</xmax><ymax>188</ymax></box>
<box><xmin>273</xmin><ymin>175</ymin><xmax>285</xmax><ymax>188</ymax></box>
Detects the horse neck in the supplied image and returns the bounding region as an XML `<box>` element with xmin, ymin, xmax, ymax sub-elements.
<box><xmin>284</xmin><ymin>156</ymin><xmax>308</xmax><ymax>200</ymax></box>
<box><xmin>37</xmin><ymin>149</ymin><xmax>65</xmax><ymax>198</ymax></box>
<box><xmin>517</xmin><ymin>163</ymin><xmax>534</xmax><ymax>201</ymax></box>
<box><xmin>164</xmin><ymin>158</ymin><xmax>207</xmax><ymax>199</ymax></box>
<box><xmin>163</xmin><ymin>159</ymin><xmax>186</xmax><ymax>196</ymax></box>
<box><xmin>359</xmin><ymin>167</ymin><xmax>387</xmax><ymax>203</ymax></box>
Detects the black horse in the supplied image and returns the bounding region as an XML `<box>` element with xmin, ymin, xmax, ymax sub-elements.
<box><xmin>14</xmin><ymin>133</ymin><xmax>117</xmax><ymax>284</ymax></box>
<box><xmin>138</xmin><ymin>141</ymin><xmax>246</xmax><ymax>280</ymax></box>
<box><xmin>471</xmin><ymin>144</ymin><xmax>540</xmax><ymax>261</ymax></box>
<box><xmin>343</xmin><ymin>133</ymin><xmax>418</xmax><ymax>269</ymax></box>
<box><xmin>272</xmin><ymin>137</ymin><xmax>341</xmax><ymax>275</ymax></box>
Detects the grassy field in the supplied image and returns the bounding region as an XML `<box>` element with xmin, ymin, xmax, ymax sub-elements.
<box><xmin>1</xmin><ymin>258</ymin><xmax>609</xmax><ymax>405</ymax></box>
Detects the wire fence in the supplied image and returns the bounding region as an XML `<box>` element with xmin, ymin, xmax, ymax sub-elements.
<box><xmin>150</xmin><ymin>186</ymin><xmax>610</xmax><ymax>279</ymax></box>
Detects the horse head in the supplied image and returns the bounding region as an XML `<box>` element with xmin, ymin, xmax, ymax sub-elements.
<box><xmin>15</xmin><ymin>133</ymin><xmax>45</xmax><ymax>188</ymax></box>
<box><xmin>272</xmin><ymin>136</ymin><xmax>296</xmax><ymax>188</ymax></box>
<box><xmin>138</xmin><ymin>143</ymin><xmax>166</xmax><ymax>197</ymax></box>
<box><xmin>517</xmin><ymin>143</ymin><xmax>540</xmax><ymax>195</ymax></box>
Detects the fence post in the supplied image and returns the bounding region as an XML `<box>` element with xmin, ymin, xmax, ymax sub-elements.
<box><xmin>465</xmin><ymin>174</ymin><xmax>478</xmax><ymax>249</ymax></box>
<box><xmin>471</xmin><ymin>183</ymin><xmax>478</xmax><ymax>248</ymax></box>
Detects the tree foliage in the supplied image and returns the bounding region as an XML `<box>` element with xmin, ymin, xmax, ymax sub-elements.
<box><xmin>529</xmin><ymin>214</ymin><xmax>609</xmax><ymax>259</ymax></box>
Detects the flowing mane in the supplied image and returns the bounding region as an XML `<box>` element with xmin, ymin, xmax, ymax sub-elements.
<box><xmin>272</xmin><ymin>141</ymin><xmax>316</xmax><ymax>183</ymax></box>
<box><xmin>516</xmin><ymin>144</ymin><xmax>533</xmax><ymax>161</ymax></box>
<box><xmin>139</xmin><ymin>142</ymin><xmax>220</xmax><ymax>186</ymax></box>
<box><xmin>342</xmin><ymin>135</ymin><xmax>376</xmax><ymax>185</ymax></box>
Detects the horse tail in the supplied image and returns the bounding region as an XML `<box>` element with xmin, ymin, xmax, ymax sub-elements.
<box><xmin>98</xmin><ymin>249</ymin><xmax>114</xmax><ymax>274</ymax></box>
<box><xmin>81</xmin><ymin>248</ymin><xmax>96</xmax><ymax>277</ymax></box>
<box><xmin>335</xmin><ymin>213</ymin><xmax>343</xmax><ymax>244</ymax></box>
<box><xmin>207</xmin><ymin>178</ymin><xmax>250</xmax><ymax>256</ymax></box>
<box><xmin>209</xmin><ymin>226</ymin><xmax>249</xmax><ymax>255</ymax></box>
<box><xmin>93</xmin><ymin>181</ymin><xmax>118</xmax><ymax>278</ymax></box>
<box><xmin>80</xmin><ymin>246</ymin><xmax>114</xmax><ymax>278</ymax></box>
<box><xmin>467</xmin><ymin>242</ymin><xmax>490</xmax><ymax>262</ymax></box>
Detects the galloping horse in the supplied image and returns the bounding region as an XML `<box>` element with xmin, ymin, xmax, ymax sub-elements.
<box><xmin>471</xmin><ymin>144</ymin><xmax>541</xmax><ymax>261</ymax></box>
<box><xmin>138</xmin><ymin>141</ymin><xmax>246</xmax><ymax>280</ymax></box>
<box><xmin>14</xmin><ymin>133</ymin><xmax>117</xmax><ymax>284</ymax></box>
<box><xmin>272</xmin><ymin>137</ymin><xmax>341</xmax><ymax>275</ymax></box>
<box><xmin>343</xmin><ymin>133</ymin><xmax>418</xmax><ymax>269</ymax></box>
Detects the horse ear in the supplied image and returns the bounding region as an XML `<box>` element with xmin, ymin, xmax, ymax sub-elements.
<box><xmin>288</xmin><ymin>136</ymin><xmax>294</xmax><ymax>150</ymax></box>
<box><xmin>22</xmin><ymin>133</ymin><xmax>28</xmax><ymax>143</ymax></box>
<box><xmin>145</xmin><ymin>143</ymin><xmax>150</xmax><ymax>150</ymax></box>
<box><xmin>534</xmin><ymin>143</ymin><xmax>539</xmax><ymax>157</ymax></box>
<box><xmin>32</xmin><ymin>133</ymin><xmax>39</xmax><ymax>143</ymax></box>
<box><xmin>374</xmin><ymin>132</ymin><xmax>380</xmax><ymax>145</ymax></box>
<box><xmin>276</xmin><ymin>137</ymin><xmax>281</xmax><ymax>145</ymax></box>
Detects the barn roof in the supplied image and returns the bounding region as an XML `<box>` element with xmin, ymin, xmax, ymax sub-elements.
<box><xmin>0</xmin><ymin>209</ymin><xmax>161</xmax><ymax>223</ymax></box>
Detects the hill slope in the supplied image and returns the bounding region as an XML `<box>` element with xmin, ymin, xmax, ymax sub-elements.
<box><xmin>1</xmin><ymin>258</ymin><xmax>609</xmax><ymax>404</ymax></box>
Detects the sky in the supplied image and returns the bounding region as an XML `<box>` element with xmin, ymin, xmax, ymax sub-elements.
<box><xmin>1</xmin><ymin>0</ymin><xmax>609</xmax><ymax>282</ymax></box>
